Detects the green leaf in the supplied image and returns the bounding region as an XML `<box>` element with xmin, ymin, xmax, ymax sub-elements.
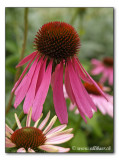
<box><xmin>70</xmin><ymin>130</ymin><xmax>88</xmax><ymax>153</ymax></box>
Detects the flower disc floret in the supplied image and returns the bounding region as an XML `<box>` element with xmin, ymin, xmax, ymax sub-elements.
<box><xmin>34</xmin><ymin>22</ymin><xmax>80</xmax><ymax>61</ymax></box>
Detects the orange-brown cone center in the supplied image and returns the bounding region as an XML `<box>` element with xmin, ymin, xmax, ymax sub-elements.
<box><xmin>10</xmin><ymin>127</ymin><xmax>46</xmax><ymax>150</ymax></box>
<box><xmin>34</xmin><ymin>21</ymin><xmax>80</xmax><ymax>61</ymax></box>
<box><xmin>84</xmin><ymin>82</ymin><xmax>103</xmax><ymax>95</ymax></box>
<box><xmin>103</xmin><ymin>57</ymin><xmax>113</xmax><ymax>66</ymax></box>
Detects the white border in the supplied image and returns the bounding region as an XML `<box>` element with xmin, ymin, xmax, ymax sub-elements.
<box><xmin>0</xmin><ymin>0</ymin><xmax>119</xmax><ymax>159</ymax></box>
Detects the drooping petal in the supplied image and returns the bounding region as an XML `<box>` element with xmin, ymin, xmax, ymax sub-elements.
<box><xmin>38</xmin><ymin>111</ymin><xmax>50</xmax><ymax>130</ymax></box>
<box><xmin>77</xmin><ymin>108</ymin><xmax>87</xmax><ymax>123</ymax></box>
<box><xmin>32</xmin><ymin>60</ymin><xmax>53</xmax><ymax>121</ymax></box>
<box><xmin>91</xmin><ymin>59</ymin><xmax>102</xmax><ymax>66</ymax></box>
<box><xmin>63</xmin><ymin>84</ymin><xmax>68</xmax><ymax>98</ymax></box>
<box><xmin>28</xmin><ymin>148</ymin><xmax>35</xmax><ymax>152</ymax></box>
<box><xmin>75</xmin><ymin>56</ymin><xmax>108</xmax><ymax>101</ymax></box>
<box><xmin>53</xmin><ymin>62</ymin><xmax>68</xmax><ymax>124</ymax></box>
<box><xmin>92</xmin><ymin>96</ymin><xmax>106</xmax><ymax>114</ymax></box>
<box><xmin>106</xmin><ymin>101</ymin><xmax>113</xmax><ymax>117</ymax></box>
<box><xmin>35</xmin><ymin>58</ymin><xmax>47</xmax><ymax>94</ymax></box>
<box><xmin>91</xmin><ymin>66</ymin><xmax>104</xmax><ymax>75</ymax></box>
<box><xmin>51</xmin><ymin>70</ymin><xmax>56</xmax><ymax>89</ymax></box>
<box><xmin>45</xmin><ymin>134</ymin><xmax>73</xmax><ymax>145</ymax></box>
<box><xmin>16</xmin><ymin>51</ymin><xmax>38</xmax><ymax>68</ymax></box>
<box><xmin>73</xmin><ymin>58</ymin><xmax>92</xmax><ymax>83</ymax></box>
<box><xmin>14</xmin><ymin>113</ymin><xmax>22</xmax><ymax>129</ymax></box>
<box><xmin>46</xmin><ymin>145</ymin><xmax>70</xmax><ymax>152</ymax></box>
<box><xmin>69</xmin><ymin>103</ymin><xmax>76</xmax><ymax>111</ymax></box>
<box><xmin>12</xmin><ymin>53</ymin><xmax>37</xmax><ymax>92</ymax></box>
<box><xmin>100</xmin><ymin>72</ymin><xmax>108</xmax><ymax>84</ymax></box>
<box><xmin>5</xmin><ymin>137</ymin><xmax>16</xmax><ymax>148</ymax></box>
<box><xmin>14</xmin><ymin>56</ymin><xmax>39</xmax><ymax>108</ymax></box>
<box><xmin>68</xmin><ymin>60</ymin><xmax>93</xmax><ymax>118</ymax></box>
<box><xmin>23</xmin><ymin>57</ymin><xmax>44</xmax><ymax>113</ymax></box>
<box><xmin>73</xmin><ymin>59</ymin><xmax>97</xmax><ymax>111</ymax></box>
<box><xmin>39</xmin><ymin>145</ymin><xmax>58</xmax><ymax>152</ymax></box>
<box><xmin>17</xmin><ymin>148</ymin><xmax>26</xmax><ymax>152</ymax></box>
<box><xmin>26</xmin><ymin>107</ymin><xmax>32</xmax><ymax>127</ymax></box>
<box><xmin>6</xmin><ymin>131</ymin><xmax>11</xmax><ymax>138</ymax></box>
<box><xmin>5</xmin><ymin>142</ymin><xmax>16</xmax><ymax>148</ymax></box>
<box><xmin>5</xmin><ymin>124</ymin><xmax>13</xmax><ymax>134</ymax></box>
<box><xmin>65</xmin><ymin>65</ymin><xmax>75</xmax><ymax>104</ymax></box>
<box><xmin>108</xmin><ymin>68</ymin><xmax>113</xmax><ymax>85</ymax></box>
<box><xmin>75</xmin><ymin>109</ymin><xmax>79</xmax><ymax>114</ymax></box>
<box><xmin>39</xmin><ymin>145</ymin><xmax>69</xmax><ymax>152</ymax></box>
<box><xmin>43</xmin><ymin>116</ymin><xmax>57</xmax><ymax>134</ymax></box>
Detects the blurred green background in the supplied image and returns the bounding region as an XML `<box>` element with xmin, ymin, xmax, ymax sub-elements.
<box><xmin>5</xmin><ymin>8</ymin><xmax>113</xmax><ymax>153</ymax></box>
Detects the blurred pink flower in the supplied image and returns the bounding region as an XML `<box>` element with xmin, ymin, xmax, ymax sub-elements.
<box><xmin>12</xmin><ymin>22</ymin><xmax>107</xmax><ymax>124</ymax></box>
<box><xmin>64</xmin><ymin>83</ymin><xmax>113</xmax><ymax>118</ymax></box>
<box><xmin>91</xmin><ymin>57</ymin><xmax>113</xmax><ymax>86</ymax></box>
<box><xmin>6</xmin><ymin>108</ymin><xmax>73</xmax><ymax>153</ymax></box>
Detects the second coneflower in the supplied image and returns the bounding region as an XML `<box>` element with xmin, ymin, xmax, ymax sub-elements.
<box><xmin>12</xmin><ymin>21</ymin><xmax>107</xmax><ymax>124</ymax></box>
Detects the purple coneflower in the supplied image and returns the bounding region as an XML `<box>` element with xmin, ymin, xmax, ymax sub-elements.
<box><xmin>64</xmin><ymin>83</ymin><xmax>113</xmax><ymax>118</ymax></box>
<box><xmin>12</xmin><ymin>21</ymin><xmax>107</xmax><ymax>124</ymax></box>
<box><xmin>91</xmin><ymin>57</ymin><xmax>113</xmax><ymax>86</ymax></box>
<box><xmin>6</xmin><ymin>108</ymin><xmax>73</xmax><ymax>153</ymax></box>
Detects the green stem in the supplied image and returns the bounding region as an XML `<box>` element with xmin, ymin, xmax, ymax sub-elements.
<box><xmin>73</xmin><ymin>116</ymin><xmax>82</xmax><ymax>134</ymax></box>
<box><xmin>12</xmin><ymin>111</ymin><xmax>26</xmax><ymax>131</ymax></box>
<box><xmin>6</xmin><ymin>8</ymin><xmax>29</xmax><ymax>114</ymax></box>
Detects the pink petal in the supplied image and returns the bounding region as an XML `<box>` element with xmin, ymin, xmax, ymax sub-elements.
<box><xmin>75</xmin><ymin>109</ymin><xmax>79</xmax><ymax>114</ymax></box>
<box><xmin>17</xmin><ymin>148</ymin><xmax>26</xmax><ymax>152</ymax></box>
<box><xmin>32</xmin><ymin>60</ymin><xmax>53</xmax><ymax>121</ymax></box>
<box><xmin>45</xmin><ymin>134</ymin><xmax>73</xmax><ymax>144</ymax></box>
<box><xmin>46</xmin><ymin>128</ymin><xmax>73</xmax><ymax>138</ymax></box>
<box><xmin>12</xmin><ymin>53</ymin><xmax>37</xmax><ymax>92</ymax></box>
<box><xmin>74</xmin><ymin>103</ymin><xmax>87</xmax><ymax>123</ymax></box>
<box><xmin>5</xmin><ymin>137</ymin><xmax>16</xmax><ymax>148</ymax></box>
<box><xmin>6</xmin><ymin>142</ymin><xmax>16</xmax><ymax>148</ymax></box>
<box><xmin>14</xmin><ymin>56</ymin><xmax>39</xmax><ymax>108</ymax></box>
<box><xmin>14</xmin><ymin>113</ymin><xmax>22</xmax><ymax>129</ymax></box>
<box><xmin>69</xmin><ymin>103</ymin><xmax>76</xmax><ymax>111</ymax></box>
<box><xmin>91</xmin><ymin>66</ymin><xmax>104</xmax><ymax>75</ymax></box>
<box><xmin>43</xmin><ymin>116</ymin><xmax>57</xmax><ymax>134</ymax></box>
<box><xmin>51</xmin><ymin>70</ymin><xmax>56</xmax><ymax>89</ymax></box>
<box><xmin>34</xmin><ymin>114</ymin><xmax>43</xmax><ymax>128</ymax></box>
<box><xmin>53</xmin><ymin>62</ymin><xmax>68</xmax><ymax>124</ymax></box>
<box><xmin>108</xmin><ymin>68</ymin><xmax>113</xmax><ymax>85</ymax></box>
<box><xmin>73</xmin><ymin>59</ymin><xmax>97</xmax><ymax>111</ymax></box>
<box><xmin>94</xmin><ymin>97</ymin><xmax>107</xmax><ymax>114</ymax></box>
<box><xmin>23</xmin><ymin>57</ymin><xmax>43</xmax><ymax>113</ymax></box>
<box><xmin>63</xmin><ymin>84</ymin><xmax>68</xmax><ymax>99</ymax></box>
<box><xmin>68</xmin><ymin>60</ymin><xmax>93</xmax><ymax>118</ymax></box>
<box><xmin>5</xmin><ymin>124</ymin><xmax>13</xmax><ymax>134</ymax></box>
<box><xmin>38</xmin><ymin>111</ymin><xmax>50</xmax><ymax>130</ymax></box>
<box><xmin>65</xmin><ymin>65</ymin><xmax>75</xmax><ymax>104</ymax></box>
<box><xmin>28</xmin><ymin>148</ymin><xmax>35</xmax><ymax>152</ymax></box>
<box><xmin>46</xmin><ymin>124</ymin><xmax>67</xmax><ymax>137</ymax></box>
<box><xmin>51</xmin><ymin>64</ymin><xmax>60</xmax><ymax>89</ymax></box>
<box><xmin>91</xmin><ymin>59</ymin><xmax>102</xmax><ymax>66</ymax></box>
<box><xmin>47</xmin><ymin>145</ymin><xmax>70</xmax><ymax>152</ymax></box>
<box><xmin>35</xmin><ymin>57</ymin><xmax>46</xmax><ymax>94</ymax></box>
<box><xmin>73</xmin><ymin>57</ymin><xmax>92</xmax><ymax>83</ymax></box>
<box><xmin>39</xmin><ymin>145</ymin><xmax>70</xmax><ymax>152</ymax></box>
<box><xmin>6</xmin><ymin>131</ymin><xmax>11</xmax><ymax>138</ymax></box>
<box><xmin>39</xmin><ymin>145</ymin><xmax>58</xmax><ymax>152</ymax></box>
<box><xmin>106</xmin><ymin>102</ymin><xmax>113</xmax><ymax>117</ymax></box>
<box><xmin>16</xmin><ymin>51</ymin><xmax>38</xmax><ymax>68</ymax></box>
<box><xmin>26</xmin><ymin>107</ymin><xmax>32</xmax><ymax>127</ymax></box>
<box><xmin>75</xmin><ymin>57</ymin><xmax>108</xmax><ymax>101</ymax></box>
